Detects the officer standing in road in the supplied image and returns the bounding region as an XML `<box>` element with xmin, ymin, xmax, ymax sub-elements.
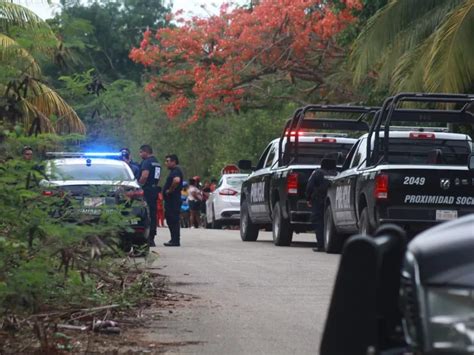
<box><xmin>138</xmin><ymin>144</ymin><xmax>161</xmax><ymax>247</ymax></box>
<box><xmin>120</xmin><ymin>147</ymin><xmax>140</xmax><ymax>179</ymax></box>
<box><xmin>162</xmin><ymin>154</ymin><xmax>183</xmax><ymax>246</ymax></box>
<box><xmin>306</xmin><ymin>158</ymin><xmax>337</xmax><ymax>252</ymax></box>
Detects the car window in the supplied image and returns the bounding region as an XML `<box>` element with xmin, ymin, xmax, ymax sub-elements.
<box><xmin>226</xmin><ymin>176</ymin><xmax>247</xmax><ymax>189</ymax></box>
<box><xmin>381</xmin><ymin>138</ymin><xmax>471</xmax><ymax>165</ymax></box>
<box><xmin>217</xmin><ymin>178</ymin><xmax>224</xmax><ymax>188</ymax></box>
<box><xmin>351</xmin><ymin>138</ymin><xmax>367</xmax><ymax>169</ymax></box>
<box><xmin>50</xmin><ymin>163</ymin><xmax>133</xmax><ymax>181</ymax></box>
<box><xmin>264</xmin><ymin>144</ymin><xmax>277</xmax><ymax>169</ymax></box>
<box><xmin>256</xmin><ymin>143</ymin><xmax>273</xmax><ymax>170</ymax></box>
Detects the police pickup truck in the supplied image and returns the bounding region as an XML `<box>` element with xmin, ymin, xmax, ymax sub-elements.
<box><xmin>238</xmin><ymin>105</ymin><xmax>377</xmax><ymax>246</ymax></box>
<box><xmin>324</xmin><ymin>93</ymin><xmax>474</xmax><ymax>253</ymax></box>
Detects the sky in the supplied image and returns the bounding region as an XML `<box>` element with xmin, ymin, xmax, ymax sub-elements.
<box><xmin>19</xmin><ymin>0</ymin><xmax>244</xmax><ymax>20</ymax></box>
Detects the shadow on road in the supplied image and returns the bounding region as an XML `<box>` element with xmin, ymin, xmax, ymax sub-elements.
<box><xmin>255</xmin><ymin>240</ymin><xmax>318</xmax><ymax>248</ymax></box>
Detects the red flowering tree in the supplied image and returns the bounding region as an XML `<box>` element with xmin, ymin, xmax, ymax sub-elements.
<box><xmin>130</xmin><ymin>0</ymin><xmax>362</xmax><ymax>121</ymax></box>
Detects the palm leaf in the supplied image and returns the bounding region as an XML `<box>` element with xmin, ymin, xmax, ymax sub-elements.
<box><xmin>20</xmin><ymin>101</ymin><xmax>56</xmax><ymax>134</ymax></box>
<box><xmin>24</xmin><ymin>79</ymin><xmax>86</xmax><ymax>134</ymax></box>
<box><xmin>0</xmin><ymin>33</ymin><xmax>42</xmax><ymax>76</ymax></box>
<box><xmin>350</xmin><ymin>0</ymin><xmax>462</xmax><ymax>84</ymax></box>
<box><xmin>0</xmin><ymin>1</ymin><xmax>50</xmax><ymax>29</ymax></box>
<box><xmin>424</xmin><ymin>1</ymin><xmax>474</xmax><ymax>93</ymax></box>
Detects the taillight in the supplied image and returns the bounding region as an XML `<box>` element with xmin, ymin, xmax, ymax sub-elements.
<box><xmin>287</xmin><ymin>172</ymin><xmax>298</xmax><ymax>195</ymax></box>
<box><xmin>374</xmin><ymin>173</ymin><xmax>388</xmax><ymax>200</ymax></box>
<box><xmin>285</xmin><ymin>130</ymin><xmax>303</xmax><ymax>136</ymax></box>
<box><xmin>314</xmin><ymin>138</ymin><xmax>336</xmax><ymax>143</ymax></box>
<box><xmin>42</xmin><ymin>190</ymin><xmax>54</xmax><ymax>196</ymax></box>
<box><xmin>219</xmin><ymin>188</ymin><xmax>238</xmax><ymax>196</ymax></box>
<box><xmin>409</xmin><ymin>132</ymin><xmax>435</xmax><ymax>139</ymax></box>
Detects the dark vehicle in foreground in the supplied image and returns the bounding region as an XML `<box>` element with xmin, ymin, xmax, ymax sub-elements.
<box><xmin>324</xmin><ymin>93</ymin><xmax>474</xmax><ymax>253</ymax></box>
<box><xmin>40</xmin><ymin>154</ymin><xmax>150</xmax><ymax>252</ymax></box>
<box><xmin>238</xmin><ymin>105</ymin><xmax>377</xmax><ymax>246</ymax></box>
<box><xmin>321</xmin><ymin>213</ymin><xmax>474</xmax><ymax>355</ymax></box>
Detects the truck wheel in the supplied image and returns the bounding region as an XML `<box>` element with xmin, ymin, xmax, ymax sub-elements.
<box><xmin>359</xmin><ymin>207</ymin><xmax>373</xmax><ymax>235</ymax></box>
<box><xmin>272</xmin><ymin>203</ymin><xmax>293</xmax><ymax>246</ymax></box>
<box><xmin>240</xmin><ymin>200</ymin><xmax>259</xmax><ymax>241</ymax></box>
<box><xmin>324</xmin><ymin>205</ymin><xmax>342</xmax><ymax>254</ymax></box>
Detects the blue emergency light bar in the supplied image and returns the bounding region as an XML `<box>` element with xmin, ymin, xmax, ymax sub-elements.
<box><xmin>46</xmin><ymin>152</ymin><xmax>122</xmax><ymax>159</ymax></box>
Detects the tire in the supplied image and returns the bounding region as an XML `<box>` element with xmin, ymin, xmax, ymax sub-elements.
<box><xmin>240</xmin><ymin>200</ymin><xmax>259</xmax><ymax>241</ymax></box>
<box><xmin>272</xmin><ymin>203</ymin><xmax>293</xmax><ymax>246</ymax></box>
<box><xmin>324</xmin><ymin>205</ymin><xmax>342</xmax><ymax>254</ymax></box>
<box><xmin>359</xmin><ymin>206</ymin><xmax>373</xmax><ymax>235</ymax></box>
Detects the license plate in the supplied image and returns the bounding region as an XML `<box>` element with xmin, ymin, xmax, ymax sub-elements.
<box><xmin>78</xmin><ymin>208</ymin><xmax>102</xmax><ymax>215</ymax></box>
<box><xmin>436</xmin><ymin>210</ymin><xmax>457</xmax><ymax>221</ymax></box>
<box><xmin>84</xmin><ymin>197</ymin><xmax>106</xmax><ymax>207</ymax></box>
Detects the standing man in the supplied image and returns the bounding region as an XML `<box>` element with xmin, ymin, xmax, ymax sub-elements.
<box><xmin>306</xmin><ymin>158</ymin><xmax>337</xmax><ymax>252</ymax></box>
<box><xmin>120</xmin><ymin>148</ymin><xmax>140</xmax><ymax>179</ymax></box>
<box><xmin>138</xmin><ymin>145</ymin><xmax>161</xmax><ymax>247</ymax></box>
<box><xmin>163</xmin><ymin>154</ymin><xmax>183</xmax><ymax>246</ymax></box>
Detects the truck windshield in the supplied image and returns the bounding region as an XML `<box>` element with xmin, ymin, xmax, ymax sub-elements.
<box><xmin>382</xmin><ymin>139</ymin><xmax>471</xmax><ymax>165</ymax></box>
<box><xmin>285</xmin><ymin>142</ymin><xmax>354</xmax><ymax>165</ymax></box>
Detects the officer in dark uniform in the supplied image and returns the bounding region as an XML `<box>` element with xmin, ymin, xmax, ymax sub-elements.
<box><xmin>120</xmin><ymin>148</ymin><xmax>140</xmax><ymax>179</ymax></box>
<box><xmin>138</xmin><ymin>144</ymin><xmax>161</xmax><ymax>247</ymax></box>
<box><xmin>306</xmin><ymin>158</ymin><xmax>337</xmax><ymax>252</ymax></box>
<box><xmin>162</xmin><ymin>154</ymin><xmax>183</xmax><ymax>246</ymax></box>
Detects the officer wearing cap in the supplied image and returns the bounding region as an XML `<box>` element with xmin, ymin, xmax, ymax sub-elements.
<box><xmin>138</xmin><ymin>144</ymin><xmax>161</xmax><ymax>247</ymax></box>
<box><xmin>120</xmin><ymin>148</ymin><xmax>140</xmax><ymax>179</ymax></box>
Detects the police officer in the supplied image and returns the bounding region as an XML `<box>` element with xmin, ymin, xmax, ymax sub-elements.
<box><xmin>138</xmin><ymin>144</ymin><xmax>161</xmax><ymax>247</ymax></box>
<box><xmin>162</xmin><ymin>154</ymin><xmax>183</xmax><ymax>246</ymax></box>
<box><xmin>306</xmin><ymin>158</ymin><xmax>337</xmax><ymax>252</ymax></box>
<box><xmin>120</xmin><ymin>147</ymin><xmax>140</xmax><ymax>179</ymax></box>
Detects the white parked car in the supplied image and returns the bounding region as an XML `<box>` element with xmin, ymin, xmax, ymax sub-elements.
<box><xmin>206</xmin><ymin>174</ymin><xmax>248</xmax><ymax>229</ymax></box>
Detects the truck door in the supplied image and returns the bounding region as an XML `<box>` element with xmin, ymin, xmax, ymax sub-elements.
<box><xmin>248</xmin><ymin>143</ymin><xmax>273</xmax><ymax>222</ymax></box>
<box><xmin>334</xmin><ymin>139</ymin><xmax>366</xmax><ymax>229</ymax></box>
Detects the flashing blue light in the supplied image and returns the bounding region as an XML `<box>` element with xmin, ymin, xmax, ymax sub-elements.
<box><xmin>83</xmin><ymin>152</ymin><xmax>122</xmax><ymax>157</ymax></box>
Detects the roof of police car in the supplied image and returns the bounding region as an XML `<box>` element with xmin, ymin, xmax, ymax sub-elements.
<box><xmin>47</xmin><ymin>158</ymin><xmax>128</xmax><ymax>166</ymax></box>
<box><xmin>360</xmin><ymin>131</ymin><xmax>472</xmax><ymax>140</ymax></box>
<box><xmin>271</xmin><ymin>135</ymin><xmax>358</xmax><ymax>144</ymax></box>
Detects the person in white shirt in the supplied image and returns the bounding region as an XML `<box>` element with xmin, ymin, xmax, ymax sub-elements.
<box><xmin>187</xmin><ymin>178</ymin><xmax>202</xmax><ymax>228</ymax></box>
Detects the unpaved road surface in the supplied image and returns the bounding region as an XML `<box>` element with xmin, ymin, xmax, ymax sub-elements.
<box><xmin>147</xmin><ymin>228</ymin><xmax>339</xmax><ymax>354</ymax></box>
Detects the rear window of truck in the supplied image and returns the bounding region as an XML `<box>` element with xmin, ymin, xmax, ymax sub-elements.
<box><xmin>284</xmin><ymin>142</ymin><xmax>354</xmax><ymax>165</ymax></box>
<box><xmin>382</xmin><ymin>139</ymin><xmax>471</xmax><ymax>165</ymax></box>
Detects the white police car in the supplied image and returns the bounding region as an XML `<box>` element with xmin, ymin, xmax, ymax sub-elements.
<box><xmin>40</xmin><ymin>152</ymin><xmax>149</xmax><ymax>251</ymax></box>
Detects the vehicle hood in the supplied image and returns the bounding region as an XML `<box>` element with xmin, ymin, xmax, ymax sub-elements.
<box><xmin>408</xmin><ymin>215</ymin><xmax>474</xmax><ymax>288</ymax></box>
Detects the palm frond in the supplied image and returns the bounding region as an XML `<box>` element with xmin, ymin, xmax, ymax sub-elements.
<box><xmin>24</xmin><ymin>79</ymin><xmax>86</xmax><ymax>134</ymax></box>
<box><xmin>390</xmin><ymin>40</ymin><xmax>432</xmax><ymax>93</ymax></box>
<box><xmin>350</xmin><ymin>0</ymin><xmax>462</xmax><ymax>84</ymax></box>
<box><xmin>20</xmin><ymin>100</ymin><xmax>56</xmax><ymax>134</ymax></box>
<box><xmin>424</xmin><ymin>1</ymin><xmax>474</xmax><ymax>93</ymax></box>
<box><xmin>0</xmin><ymin>33</ymin><xmax>42</xmax><ymax>77</ymax></box>
<box><xmin>0</xmin><ymin>1</ymin><xmax>50</xmax><ymax>29</ymax></box>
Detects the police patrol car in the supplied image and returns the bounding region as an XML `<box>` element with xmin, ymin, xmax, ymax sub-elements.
<box><xmin>40</xmin><ymin>152</ymin><xmax>150</xmax><ymax>251</ymax></box>
<box><xmin>324</xmin><ymin>93</ymin><xmax>474</xmax><ymax>253</ymax></box>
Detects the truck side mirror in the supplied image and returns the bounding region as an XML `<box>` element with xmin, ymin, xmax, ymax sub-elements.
<box><xmin>468</xmin><ymin>153</ymin><xmax>474</xmax><ymax>170</ymax></box>
<box><xmin>238</xmin><ymin>160</ymin><xmax>253</xmax><ymax>171</ymax></box>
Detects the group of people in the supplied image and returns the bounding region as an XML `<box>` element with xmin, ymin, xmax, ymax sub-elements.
<box><xmin>121</xmin><ymin>145</ymin><xmax>183</xmax><ymax>247</ymax></box>
<box><xmin>179</xmin><ymin>177</ymin><xmax>217</xmax><ymax>229</ymax></box>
